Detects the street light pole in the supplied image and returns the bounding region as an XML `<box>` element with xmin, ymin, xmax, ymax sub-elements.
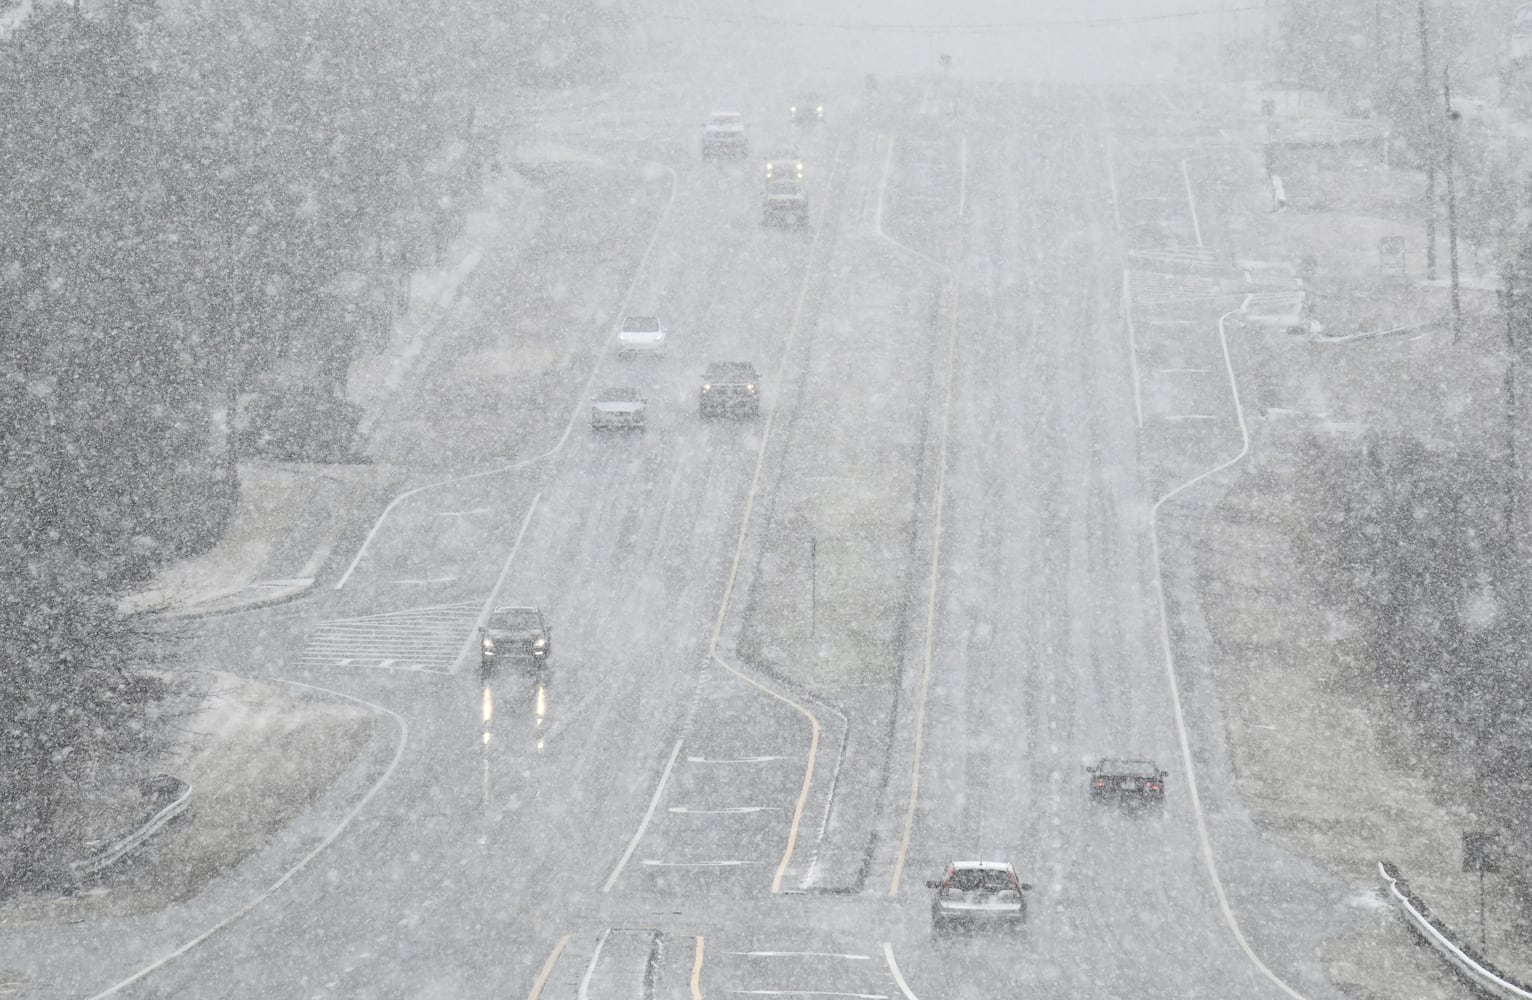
<box><xmin>1444</xmin><ymin>64</ymin><xmax>1462</xmax><ymax>339</ymax></box>
<box><xmin>1419</xmin><ymin>0</ymin><xmax>1438</xmax><ymax>282</ymax></box>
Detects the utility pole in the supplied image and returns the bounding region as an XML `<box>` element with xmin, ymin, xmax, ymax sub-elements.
<box><xmin>1443</xmin><ymin>64</ymin><xmax>1462</xmax><ymax>339</ymax></box>
<box><xmin>1419</xmin><ymin>0</ymin><xmax>1438</xmax><ymax>281</ymax></box>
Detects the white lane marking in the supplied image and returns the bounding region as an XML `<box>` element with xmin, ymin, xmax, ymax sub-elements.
<box><xmin>727</xmin><ymin>993</ymin><xmax>885</xmax><ymax>999</ymax></box>
<box><xmin>958</xmin><ymin>133</ymin><xmax>968</xmax><ymax>220</ymax></box>
<box><xmin>335</xmin><ymin>161</ymin><xmax>679</xmax><ymax>590</ymax></box>
<box><xmin>85</xmin><ymin>681</ymin><xmax>408</xmax><ymax>999</ymax></box>
<box><xmin>640</xmin><ymin>859</ymin><xmax>760</xmax><ymax>867</ymax></box>
<box><xmin>728</xmin><ymin>951</ymin><xmax>870</xmax><ymax>960</ymax></box>
<box><xmin>1122</xmin><ymin>269</ymin><xmax>1144</xmax><ymax>429</ymax></box>
<box><xmin>577</xmin><ymin>928</ymin><xmax>609</xmax><ymax>1000</ymax></box>
<box><xmin>1148</xmin><ymin>307</ymin><xmax>1309</xmax><ymax>1000</ymax></box>
<box><xmin>388</xmin><ymin>577</ymin><xmax>456</xmax><ymax>585</ymax></box>
<box><xmin>450</xmin><ymin>492</ymin><xmax>541</xmax><ymax>675</ymax></box>
<box><xmin>435</xmin><ymin>508</ymin><xmax>488</xmax><ymax>517</ymax></box>
<box><xmin>604</xmin><ymin>738</ymin><xmax>684</xmax><ymax>892</ymax></box>
<box><xmin>687</xmin><ymin>755</ymin><xmax>794</xmax><ymax>764</ymax></box>
<box><xmin>669</xmin><ymin>806</ymin><xmax>776</xmax><ymax>814</ymax></box>
<box><xmin>883</xmin><ymin>944</ymin><xmax>919</xmax><ymax>1000</ymax></box>
<box><xmin>1182</xmin><ymin>153</ymin><xmax>1204</xmax><ymax>247</ymax></box>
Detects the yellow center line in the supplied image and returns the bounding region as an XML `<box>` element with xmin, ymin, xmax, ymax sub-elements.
<box><xmin>528</xmin><ymin>934</ymin><xmax>570</xmax><ymax>1000</ymax></box>
<box><xmin>691</xmin><ymin>935</ymin><xmax>705</xmax><ymax>1000</ymax></box>
<box><xmin>888</xmin><ymin>272</ymin><xmax>961</xmax><ymax>895</ymax></box>
<box><xmin>707</xmin><ymin>135</ymin><xmax>852</xmax><ymax>895</ymax></box>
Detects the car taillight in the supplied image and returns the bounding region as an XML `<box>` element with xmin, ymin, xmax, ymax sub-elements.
<box><xmin>1093</xmin><ymin>780</ymin><xmax>1105</xmax><ymax>788</ymax></box>
<box><xmin>1148</xmin><ymin>783</ymin><xmax>1160</xmax><ymax>791</ymax></box>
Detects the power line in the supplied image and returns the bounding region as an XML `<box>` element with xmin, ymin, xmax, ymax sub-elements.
<box><xmin>660</xmin><ymin>4</ymin><xmax>1276</xmax><ymax>34</ymax></box>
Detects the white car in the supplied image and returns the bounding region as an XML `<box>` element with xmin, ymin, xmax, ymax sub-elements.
<box><xmin>926</xmin><ymin>861</ymin><xmax>1031</xmax><ymax>934</ymax></box>
<box><xmin>591</xmin><ymin>387</ymin><xmax>647</xmax><ymax>431</ymax></box>
<box><xmin>616</xmin><ymin>315</ymin><xmax>667</xmax><ymax>358</ymax></box>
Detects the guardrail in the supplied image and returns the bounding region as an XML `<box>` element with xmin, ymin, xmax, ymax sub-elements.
<box><xmin>72</xmin><ymin>776</ymin><xmax>192</xmax><ymax>879</ymax></box>
<box><xmin>1378</xmin><ymin>861</ymin><xmax>1532</xmax><ymax>1000</ymax></box>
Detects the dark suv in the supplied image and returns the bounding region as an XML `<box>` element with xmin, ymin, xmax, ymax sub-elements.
<box><xmin>1087</xmin><ymin>758</ymin><xmax>1167</xmax><ymax>805</ymax></box>
<box><xmin>699</xmin><ymin>362</ymin><xmax>761</xmax><ymax>418</ymax></box>
<box><xmin>479</xmin><ymin>606</ymin><xmax>552</xmax><ymax>674</ymax></box>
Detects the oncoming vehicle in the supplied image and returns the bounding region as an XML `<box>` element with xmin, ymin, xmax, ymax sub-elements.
<box><xmin>479</xmin><ymin>606</ymin><xmax>552</xmax><ymax>675</ymax></box>
<box><xmin>1087</xmin><ymin>757</ymin><xmax>1168</xmax><ymax>806</ymax></box>
<box><xmin>699</xmin><ymin>362</ymin><xmax>760</xmax><ymax>418</ymax></box>
<box><xmin>590</xmin><ymin>386</ymin><xmax>647</xmax><ymax>431</ymax></box>
<box><xmin>616</xmin><ymin>315</ymin><xmax>667</xmax><ymax>358</ymax></box>
<box><xmin>926</xmin><ymin>861</ymin><xmax>1031</xmax><ymax>934</ymax></box>
<box><xmin>789</xmin><ymin>93</ymin><xmax>824</xmax><ymax>124</ymax></box>
<box><xmin>702</xmin><ymin>111</ymin><xmax>749</xmax><ymax>159</ymax></box>
<box><xmin>764</xmin><ymin>144</ymin><xmax>803</xmax><ymax>181</ymax></box>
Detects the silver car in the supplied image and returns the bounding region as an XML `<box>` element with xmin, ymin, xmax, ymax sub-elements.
<box><xmin>926</xmin><ymin>861</ymin><xmax>1031</xmax><ymax>934</ymax></box>
<box><xmin>591</xmin><ymin>386</ymin><xmax>647</xmax><ymax>431</ymax></box>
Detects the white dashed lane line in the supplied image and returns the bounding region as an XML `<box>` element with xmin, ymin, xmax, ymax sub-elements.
<box><xmin>300</xmin><ymin>602</ymin><xmax>480</xmax><ymax>673</ymax></box>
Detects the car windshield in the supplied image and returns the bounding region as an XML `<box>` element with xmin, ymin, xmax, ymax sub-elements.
<box><xmin>1100</xmin><ymin>759</ymin><xmax>1160</xmax><ymax>777</ymax></box>
<box><xmin>489</xmin><ymin>608</ymin><xmax>541</xmax><ymax>630</ymax></box>
<box><xmin>948</xmin><ymin>868</ymin><xmax>1014</xmax><ymax>893</ymax></box>
<box><xmin>709</xmin><ymin>113</ymin><xmax>742</xmax><ymax>127</ymax></box>
<box><xmin>622</xmin><ymin>316</ymin><xmax>660</xmax><ymax>333</ymax></box>
<box><xmin>766</xmin><ymin>181</ymin><xmax>801</xmax><ymax>196</ymax></box>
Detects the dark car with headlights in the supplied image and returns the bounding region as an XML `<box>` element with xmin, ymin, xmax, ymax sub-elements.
<box><xmin>790</xmin><ymin>93</ymin><xmax>825</xmax><ymax>124</ymax></box>
<box><xmin>699</xmin><ymin>362</ymin><xmax>760</xmax><ymax>418</ymax></box>
<box><xmin>926</xmin><ymin>861</ymin><xmax>1031</xmax><ymax>934</ymax></box>
<box><xmin>480</xmin><ymin>606</ymin><xmax>552</xmax><ymax>674</ymax></box>
<box><xmin>1087</xmin><ymin>757</ymin><xmax>1167</xmax><ymax>805</ymax></box>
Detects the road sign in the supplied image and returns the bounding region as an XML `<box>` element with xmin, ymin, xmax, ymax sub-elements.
<box><xmin>1464</xmin><ymin>831</ymin><xmax>1503</xmax><ymax>874</ymax></box>
<box><xmin>1515</xmin><ymin>5</ymin><xmax>1532</xmax><ymax>57</ymax></box>
<box><xmin>1379</xmin><ymin>236</ymin><xmax>1406</xmax><ymax>276</ymax></box>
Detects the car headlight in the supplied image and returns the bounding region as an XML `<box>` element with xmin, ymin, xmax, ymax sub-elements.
<box><xmin>533</xmin><ymin>638</ymin><xmax>547</xmax><ymax>648</ymax></box>
<box><xmin>482</xmin><ymin>638</ymin><xmax>494</xmax><ymax>652</ymax></box>
<box><xmin>746</xmin><ymin>383</ymin><xmax>756</xmax><ymax>392</ymax></box>
<box><xmin>702</xmin><ymin>383</ymin><xmax>711</xmax><ymax>392</ymax></box>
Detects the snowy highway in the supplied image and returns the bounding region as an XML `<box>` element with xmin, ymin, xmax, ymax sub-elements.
<box><xmin>15</xmin><ymin>62</ymin><xmax>1361</xmax><ymax>1000</ymax></box>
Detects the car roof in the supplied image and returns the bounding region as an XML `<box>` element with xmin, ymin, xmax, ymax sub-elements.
<box><xmin>947</xmin><ymin>860</ymin><xmax>1015</xmax><ymax>872</ymax></box>
<box><xmin>1097</xmin><ymin>758</ymin><xmax>1161</xmax><ymax>775</ymax></box>
<box><xmin>709</xmin><ymin>110</ymin><xmax>743</xmax><ymax>119</ymax></box>
<box><xmin>598</xmin><ymin>386</ymin><xmax>641</xmax><ymax>398</ymax></box>
<box><xmin>622</xmin><ymin>315</ymin><xmax>660</xmax><ymax>328</ymax></box>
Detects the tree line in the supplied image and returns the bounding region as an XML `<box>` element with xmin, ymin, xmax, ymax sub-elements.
<box><xmin>0</xmin><ymin>0</ymin><xmax>624</xmax><ymax>891</ymax></box>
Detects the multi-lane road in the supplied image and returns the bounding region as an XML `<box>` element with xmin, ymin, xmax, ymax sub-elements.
<box><xmin>8</xmin><ymin>28</ymin><xmax>1369</xmax><ymax>1000</ymax></box>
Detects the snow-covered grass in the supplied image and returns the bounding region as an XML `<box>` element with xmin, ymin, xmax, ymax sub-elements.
<box><xmin>1195</xmin><ymin>134</ymin><xmax>1532</xmax><ymax>990</ymax></box>
<box><xmin>0</xmin><ymin>671</ymin><xmax>375</xmax><ymax>927</ymax></box>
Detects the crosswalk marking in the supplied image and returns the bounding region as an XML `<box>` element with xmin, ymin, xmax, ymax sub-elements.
<box><xmin>1127</xmin><ymin>268</ymin><xmax>1226</xmax><ymax>305</ymax></box>
<box><xmin>301</xmin><ymin>602</ymin><xmax>480</xmax><ymax>673</ymax></box>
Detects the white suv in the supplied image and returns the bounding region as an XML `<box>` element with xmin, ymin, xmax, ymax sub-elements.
<box><xmin>616</xmin><ymin>315</ymin><xmax>667</xmax><ymax>358</ymax></box>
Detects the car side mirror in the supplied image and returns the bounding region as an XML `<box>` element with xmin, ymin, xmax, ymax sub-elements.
<box><xmin>1019</xmin><ymin>882</ymin><xmax>1033</xmax><ymax>891</ymax></box>
<box><xmin>1160</xmin><ymin>770</ymin><xmax>1168</xmax><ymax>779</ymax></box>
<box><xmin>925</xmin><ymin>880</ymin><xmax>940</xmax><ymax>889</ymax></box>
<box><xmin>1085</xmin><ymin>765</ymin><xmax>1096</xmax><ymax>773</ymax></box>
